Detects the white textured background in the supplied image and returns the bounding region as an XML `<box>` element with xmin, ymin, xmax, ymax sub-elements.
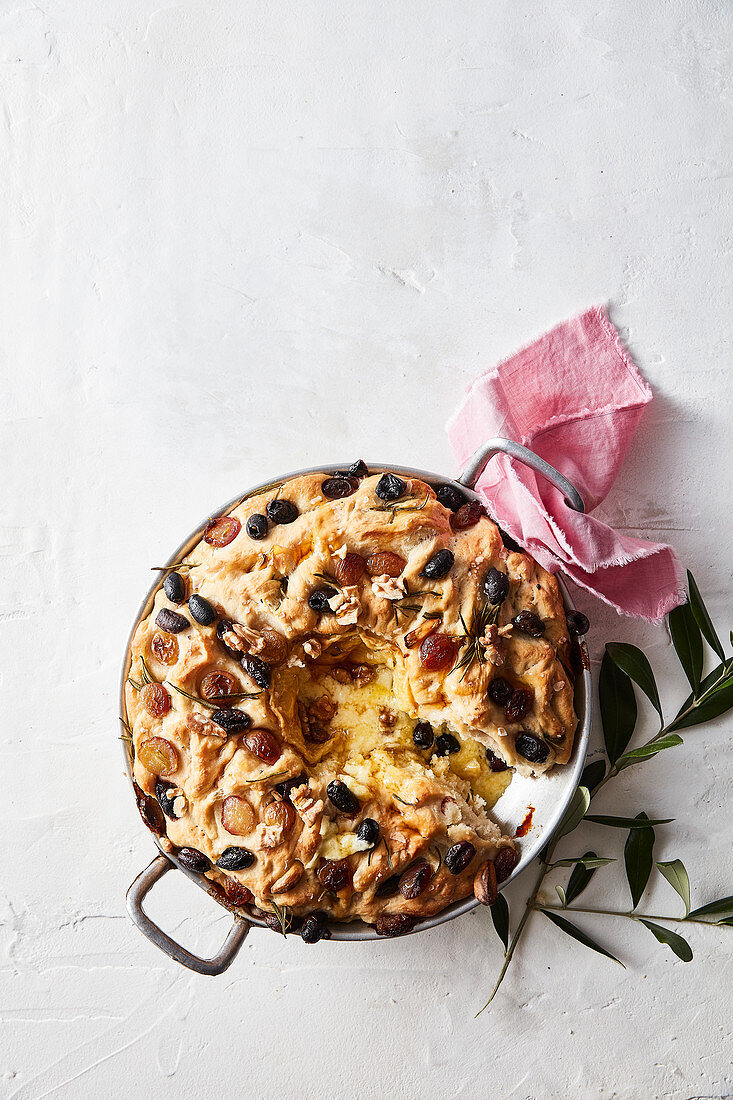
<box><xmin>2</xmin><ymin>1</ymin><xmax>732</xmax><ymax>1097</ymax></box>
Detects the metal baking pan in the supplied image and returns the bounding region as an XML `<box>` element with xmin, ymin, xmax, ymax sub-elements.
<box><xmin>121</xmin><ymin>437</ymin><xmax>591</xmax><ymax>973</ymax></box>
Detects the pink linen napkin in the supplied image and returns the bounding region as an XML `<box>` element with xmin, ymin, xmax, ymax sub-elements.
<box><xmin>446</xmin><ymin>305</ymin><xmax>685</xmax><ymax>621</ymax></box>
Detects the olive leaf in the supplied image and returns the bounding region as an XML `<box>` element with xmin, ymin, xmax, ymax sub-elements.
<box><xmin>565</xmin><ymin>851</ymin><xmax>602</xmax><ymax>905</ymax></box>
<box><xmin>687</xmin><ymin>570</ymin><xmax>725</xmax><ymax>660</ymax></box>
<box><xmin>599</xmin><ymin>651</ymin><xmax>637</xmax><ymax>766</ymax></box>
<box><xmin>580</xmin><ymin>758</ymin><xmax>606</xmax><ymax>793</ymax></box>
<box><xmin>624</xmin><ymin>813</ymin><xmax>655</xmax><ymax>910</ymax></box>
<box><xmin>552</xmin><ymin>856</ymin><xmax>616</xmax><ymax>869</ymax></box>
<box><xmin>554</xmin><ymin>785</ymin><xmax>590</xmax><ymax>841</ymax></box>
<box><xmin>686</xmin><ymin>895</ymin><xmax>733</xmax><ymax>920</ymax></box>
<box><xmin>490</xmin><ymin>894</ymin><xmax>510</xmax><ymax>952</ymax></box>
<box><xmin>614</xmin><ymin>734</ymin><xmax>683</xmax><ymax>772</ymax></box>
<box><xmin>606</xmin><ymin>643</ymin><xmax>663</xmax><ymax>725</ymax></box>
<box><xmin>640</xmin><ymin>920</ymin><xmax>693</xmax><ymax>962</ymax></box>
<box><xmin>665</xmin><ymin>660</ymin><xmax>733</xmax><ymax>732</ymax></box>
<box><xmin>555</xmin><ymin>885</ymin><xmax>567</xmax><ymax>907</ymax></box>
<box><xmin>656</xmin><ymin>859</ymin><xmax>691</xmax><ymax>916</ymax></box>
<box><xmin>669</xmin><ymin>600</ymin><xmax>704</xmax><ymax>691</ymax></box>
<box><xmin>585</xmin><ymin>815</ymin><xmax>674</xmax><ymax>830</ymax></box>
<box><xmin>541</xmin><ymin>911</ymin><xmax>624</xmax><ymax>967</ymax></box>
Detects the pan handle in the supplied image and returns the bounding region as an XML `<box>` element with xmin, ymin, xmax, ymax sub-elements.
<box><xmin>126</xmin><ymin>854</ymin><xmax>250</xmax><ymax>975</ymax></box>
<box><xmin>457</xmin><ymin>437</ymin><xmax>585</xmax><ymax>513</ymax></box>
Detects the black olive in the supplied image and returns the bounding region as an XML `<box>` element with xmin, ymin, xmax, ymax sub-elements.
<box><xmin>326</xmin><ymin>779</ymin><xmax>360</xmax><ymax>815</ymax></box>
<box><xmin>275</xmin><ymin>773</ymin><xmax>308</xmax><ymax>802</ymax></box>
<box><xmin>515</xmin><ymin>733</ymin><xmax>549</xmax><ymax>764</ymax></box>
<box><xmin>322</xmin><ymin>476</ymin><xmax>358</xmax><ymax>499</ymax></box>
<box><xmin>445</xmin><ymin>841</ymin><xmax>476</xmax><ymax>875</ymax></box>
<box><xmin>246</xmin><ymin>513</ymin><xmax>268</xmax><ymax>540</ymax></box>
<box><xmin>135</xmin><ymin>783</ymin><xmax>165</xmax><ymax>834</ymax></box>
<box><xmin>399</xmin><ymin>859</ymin><xmax>432</xmax><ymax>900</ymax></box>
<box><xmin>566</xmin><ymin>610</ymin><xmax>590</xmax><ymax>636</ymax></box>
<box><xmin>412</xmin><ymin>720</ymin><xmax>434</xmax><ymax>749</ymax></box>
<box><xmin>155</xmin><ymin>608</ymin><xmax>189</xmax><ymax>634</ymax></box>
<box><xmin>505</xmin><ymin>688</ymin><xmax>533</xmax><ymax>723</ymax></box>
<box><xmin>242</xmin><ymin>652</ymin><xmax>271</xmax><ymax>689</ymax></box>
<box><xmin>374</xmin><ymin>872</ymin><xmax>402</xmax><ymax>898</ymax></box>
<box><xmin>421</xmin><ymin>549</ymin><xmax>455</xmax><ymax>580</ymax></box>
<box><xmin>216</xmin><ymin>846</ymin><xmax>255</xmax><ymax>871</ymax></box>
<box><xmin>434</xmin><ymin>732</ymin><xmax>460</xmax><ymax>756</ymax></box>
<box><xmin>176</xmin><ymin>846</ymin><xmax>210</xmax><ymax>873</ymax></box>
<box><xmin>357</xmin><ymin>818</ymin><xmax>380</xmax><ymax>846</ymax></box>
<box><xmin>188</xmin><ymin>593</ymin><xmax>217</xmax><ymax>626</ymax></box>
<box><xmin>482</xmin><ymin>566</ymin><xmax>509</xmax><ymax>605</ymax></box>
<box><xmin>301</xmin><ymin>911</ymin><xmax>332</xmax><ymax>944</ymax></box>
<box><xmin>163</xmin><ymin>572</ymin><xmax>185</xmax><ymax>604</ymax></box>
<box><xmin>266</xmin><ymin>499</ymin><xmax>299</xmax><ymax>525</ymax></box>
<box><xmin>348</xmin><ymin>459</ymin><xmax>368</xmax><ymax>478</ymax></box>
<box><xmin>217</xmin><ymin>619</ymin><xmax>244</xmax><ymax>658</ymax></box>
<box><xmin>436</xmin><ymin>484</ymin><xmax>466</xmax><ymax>512</ymax></box>
<box><xmin>512</xmin><ymin>610</ymin><xmax>546</xmax><ymax>638</ymax></box>
<box><xmin>375</xmin><ymin>473</ymin><xmax>406</xmax><ymax>501</ymax></box>
<box><xmin>211</xmin><ymin>707</ymin><xmax>251</xmax><ymax>733</ymax></box>
<box><xmin>308</xmin><ymin>587</ymin><xmax>336</xmax><ymax>612</ymax></box>
<box><xmin>155</xmin><ymin>778</ymin><xmax>178</xmax><ymax>819</ymax></box>
<box><xmin>485</xmin><ymin>747</ymin><xmax>509</xmax><ymax>772</ymax></box>
<box><xmin>488</xmin><ymin>677</ymin><xmax>513</xmax><ymax>706</ymax></box>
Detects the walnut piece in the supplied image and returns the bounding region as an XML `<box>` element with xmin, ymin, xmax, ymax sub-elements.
<box><xmin>370</xmin><ymin>575</ymin><xmax>406</xmax><ymax>601</ymax></box>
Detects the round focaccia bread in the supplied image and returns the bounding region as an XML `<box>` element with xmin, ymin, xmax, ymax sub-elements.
<box><xmin>125</xmin><ymin>468</ymin><xmax>579</xmax><ymax>934</ymax></box>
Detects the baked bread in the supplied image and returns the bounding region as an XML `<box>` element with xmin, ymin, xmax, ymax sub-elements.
<box><xmin>124</xmin><ymin>466</ymin><xmax>579</xmax><ymax>938</ymax></box>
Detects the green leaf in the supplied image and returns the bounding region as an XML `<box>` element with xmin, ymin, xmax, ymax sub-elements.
<box><xmin>656</xmin><ymin>860</ymin><xmax>691</xmax><ymax>916</ymax></box>
<box><xmin>580</xmin><ymin>758</ymin><xmax>606</xmax><ymax>793</ymax></box>
<box><xmin>687</xmin><ymin>895</ymin><xmax>733</xmax><ymax>919</ymax></box>
<box><xmin>565</xmin><ymin>850</ymin><xmax>600</xmax><ymax>905</ymax></box>
<box><xmin>555</xmin><ymin>885</ymin><xmax>567</xmax><ymax>907</ymax></box>
<box><xmin>615</xmin><ymin>734</ymin><xmax>684</xmax><ymax>772</ymax></box>
<box><xmin>586</xmin><ymin>815</ymin><xmax>674</xmax><ymax>829</ymax></box>
<box><xmin>553</xmin><ymin>856</ymin><xmax>616</xmax><ymax>869</ymax></box>
<box><xmin>666</xmin><ymin>664</ymin><xmax>733</xmax><ymax>732</ymax></box>
<box><xmin>668</xmin><ymin>601</ymin><xmax>704</xmax><ymax>691</ymax></box>
<box><xmin>599</xmin><ymin>650</ymin><xmax>637</xmax><ymax>766</ymax></box>
<box><xmin>554</xmin><ymin>785</ymin><xmax>590</xmax><ymax>841</ymax></box>
<box><xmin>716</xmin><ymin>916</ymin><xmax>733</xmax><ymax>926</ymax></box>
<box><xmin>624</xmin><ymin>813</ymin><xmax>655</xmax><ymax>909</ymax></box>
<box><xmin>606</xmin><ymin>643</ymin><xmax>663</xmax><ymax>724</ymax></box>
<box><xmin>541</xmin><ymin>911</ymin><xmax>624</xmax><ymax>966</ymax></box>
<box><xmin>687</xmin><ymin>570</ymin><xmax>724</xmax><ymax>660</ymax></box>
<box><xmin>640</xmin><ymin>920</ymin><xmax>693</xmax><ymax>962</ymax></box>
<box><xmin>490</xmin><ymin>893</ymin><xmax>509</xmax><ymax>951</ymax></box>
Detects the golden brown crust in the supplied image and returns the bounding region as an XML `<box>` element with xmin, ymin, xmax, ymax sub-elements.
<box><xmin>125</xmin><ymin>471</ymin><xmax>577</xmax><ymax>927</ymax></box>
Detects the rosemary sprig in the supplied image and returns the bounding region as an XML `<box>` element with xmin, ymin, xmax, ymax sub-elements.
<box><xmin>166</xmin><ymin>682</ymin><xmax>262</xmax><ymax>710</ymax></box>
<box><xmin>477</xmin><ymin>572</ymin><xmax>733</xmax><ymax>1015</ymax></box>
<box><xmin>370</xmin><ymin>493</ymin><xmax>430</xmax><ymax>524</ymax></box>
<box><xmin>127</xmin><ymin>656</ymin><xmax>156</xmax><ymax>692</ymax></box>
<box><xmin>314</xmin><ymin>571</ymin><xmax>342</xmax><ymax>592</ymax></box>
<box><xmin>242</xmin><ymin>770</ymin><xmax>289</xmax><ymax>785</ymax></box>
<box><xmin>393</xmin><ymin>794</ymin><xmax>418</xmax><ymax>808</ymax></box>
<box><xmin>390</xmin><ymin>582</ymin><xmax>441</xmax><ymax>624</ymax></box>
<box><xmin>269</xmin><ymin>901</ymin><xmax>293</xmax><ymax>937</ymax></box>
<box><xmin>119</xmin><ymin>716</ymin><xmax>133</xmax><ymax>743</ymax></box>
<box><xmin>150</xmin><ymin>563</ymin><xmax>198</xmax><ymax>574</ymax></box>
<box><xmin>451</xmin><ymin>602</ymin><xmax>501</xmax><ymax>681</ymax></box>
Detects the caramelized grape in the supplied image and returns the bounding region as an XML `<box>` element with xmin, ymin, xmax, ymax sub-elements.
<box><xmin>450</xmin><ymin>501</ymin><xmax>486</xmax><ymax>530</ymax></box>
<box><xmin>335</xmin><ymin>552</ymin><xmax>366</xmax><ymax>586</ymax></box>
<box><xmin>221</xmin><ymin>795</ymin><xmax>256</xmax><ymax>836</ymax></box>
<box><xmin>375</xmin><ymin>913</ymin><xmax>417</xmax><ymax>937</ymax></box>
<box><xmin>263</xmin><ymin>800</ymin><xmax>296</xmax><ymax>835</ymax></box>
<box><xmin>255</xmin><ymin>628</ymin><xmax>288</xmax><ymax>665</ymax></box>
<box><xmin>365</xmin><ymin>551</ymin><xmax>405</xmax><ymax>577</ymax></box>
<box><xmin>398</xmin><ymin>859</ymin><xmax>432</xmax><ymax>900</ymax></box>
<box><xmin>318</xmin><ymin>859</ymin><xmax>353</xmax><ymax>892</ymax></box>
<box><xmin>141</xmin><ymin>682</ymin><xmax>171</xmax><ymax>718</ymax></box>
<box><xmin>133</xmin><ymin>781</ymin><xmax>165</xmax><ymax>834</ymax></box>
<box><xmin>243</xmin><ymin>728</ymin><xmax>281</xmax><ymax>765</ymax></box>
<box><xmin>199</xmin><ymin>670</ymin><xmax>238</xmax><ymax>700</ymax></box>
<box><xmin>494</xmin><ymin>846</ymin><xmax>519</xmax><ymax>883</ymax></box>
<box><xmin>151</xmin><ymin>632</ymin><xmax>179</xmax><ymax>666</ymax></box>
<box><xmin>204</xmin><ymin>515</ymin><xmax>241</xmax><ymax>547</ymax></box>
<box><xmin>138</xmin><ymin>737</ymin><xmax>178</xmax><ymax>776</ymax></box>
<box><xmin>222</xmin><ymin>876</ymin><xmax>254</xmax><ymax>906</ymax></box>
<box><xmin>418</xmin><ymin>632</ymin><xmax>456</xmax><ymax>671</ymax></box>
<box><xmin>504</xmin><ymin>688</ymin><xmax>533</xmax><ymax>723</ymax></box>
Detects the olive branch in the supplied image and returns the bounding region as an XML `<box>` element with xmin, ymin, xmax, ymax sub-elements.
<box><xmin>479</xmin><ymin>570</ymin><xmax>733</xmax><ymax>1014</ymax></box>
